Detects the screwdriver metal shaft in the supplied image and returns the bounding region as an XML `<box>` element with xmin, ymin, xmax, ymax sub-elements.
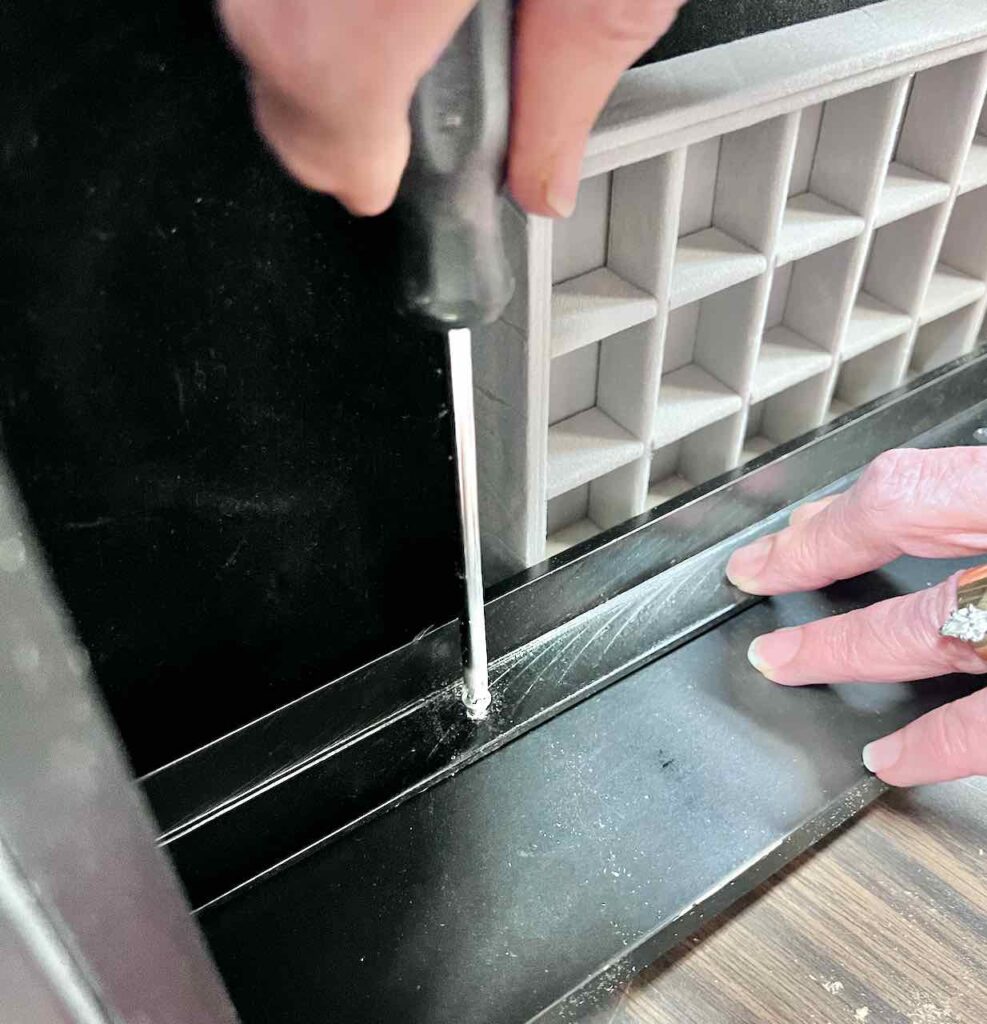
<box><xmin>447</xmin><ymin>327</ymin><xmax>490</xmax><ymax>719</ymax></box>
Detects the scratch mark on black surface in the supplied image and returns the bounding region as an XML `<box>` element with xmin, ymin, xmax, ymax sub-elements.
<box><xmin>600</xmin><ymin>588</ymin><xmax>657</xmax><ymax>657</ymax></box>
<box><xmin>221</xmin><ymin>538</ymin><xmax>247</xmax><ymax>572</ymax></box>
<box><xmin>63</xmin><ymin>516</ymin><xmax>119</xmax><ymax>531</ymax></box>
<box><xmin>514</xmin><ymin>615</ymin><xmax>603</xmax><ymax>705</ymax></box>
<box><xmin>554</xmin><ymin>612</ymin><xmax>621</xmax><ymax>689</ymax></box>
<box><xmin>522</xmin><ymin>604</ymin><xmax>626</xmax><ymax>700</ymax></box>
<box><xmin>173</xmin><ymin>366</ymin><xmax>186</xmax><ymax>418</ymax></box>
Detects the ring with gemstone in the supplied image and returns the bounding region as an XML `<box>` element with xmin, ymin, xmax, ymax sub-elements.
<box><xmin>939</xmin><ymin>564</ymin><xmax>987</xmax><ymax>658</ymax></box>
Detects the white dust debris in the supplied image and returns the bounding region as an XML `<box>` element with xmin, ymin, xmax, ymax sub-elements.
<box><xmin>908</xmin><ymin>1001</ymin><xmax>956</xmax><ymax>1023</ymax></box>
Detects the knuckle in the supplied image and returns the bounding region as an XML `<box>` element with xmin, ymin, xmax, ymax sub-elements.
<box><xmin>578</xmin><ymin>0</ymin><xmax>680</xmax><ymax>50</ymax></box>
<box><xmin>862</xmin><ymin>611</ymin><xmax>901</xmax><ymax>663</ymax></box>
<box><xmin>859</xmin><ymin>448</ymin><xmax>926</xmax><ymax>513</ymax></box>
<box><xmin>851</xmin><ymin>606</ymin><xmax>902</xmax><ymax>674</ymax></box>
<box><xmin>790</xmin><ymin>547</ymin><xmax>826</xmax><ymax>587</ymax></box>
<box><xmin>828</xmin><ymin>617</ymin><xmax>863</xmax><ymax>673</ymax></box>
<box><xmin>779</xmin><ymin>516</ymin><xmax>850</xmax><ymax>588</ymax></box>
<box><xmin>926</xmin><ymin>703</ymin><xmax>979</xmax><ymax>769</ymax></box>
<box><xmin>772</xmin><ymin>530</ymin><xmax>820</xmax><ymax>585</ymax></box>
<box><xmin>857</xmin><ymin>447</ymin><xmax>987</xmax><ymax>550</ymax></box>
<box><xmin>777</xmin><ymin>498</ymin><xmax>857</xmax><ymax>588</ymax></box>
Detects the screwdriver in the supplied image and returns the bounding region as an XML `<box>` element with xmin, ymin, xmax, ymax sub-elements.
<box><xmin>396</xmin><ymin>0</ymin><xmax>514</xmax><ymax>720</ymax></box>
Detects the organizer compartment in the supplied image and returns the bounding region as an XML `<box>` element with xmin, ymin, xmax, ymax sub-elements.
<box><xmin>476</xmin><ymin>39</ymin><xmax>987</xmax><ymax>574</ymax></box>
<box><xmin>669</xmin><ymin>125</ymin><xmax>780</xmax><ymax>308</ymax></box>
<box><xmin>654</xmin><ymin>282</ymin><xmax>752</xmax><ymax>447</ymax></box>
<box><xmin>546</xmin><ymin>461</ymin><xmax>642</xmax><ymax>559</ymax></box>
<box><xmin>833</xmin><ymin>335</ymin><xmax>910</xmax><ymax>412</ymax></box>
<box><xmin>648</xmin><ymin>417</ymin><xmax>739</xmax><ymax>510</ymax></box>
<box><xmin>910</xmin><ymin>307</ymin><xmax>983</xmax><ymax>376</ymax></box>
<box><xmin>744</xmin><ymin>374</ymin><xmax>830</xmax><ymax>462</ymax></box>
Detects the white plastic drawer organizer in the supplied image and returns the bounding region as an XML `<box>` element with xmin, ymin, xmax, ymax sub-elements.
<box><xmin>474</xmin><ymin>0</ymin><xmax>987</xmax><ymax>575</ymax></box>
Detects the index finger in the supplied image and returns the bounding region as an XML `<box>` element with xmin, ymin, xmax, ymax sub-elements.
<box><xmin>727</xmin><ymin>447</ymin><xmax>987</xmax><ymax>595</ymax></box>
<box><xmin>219</xmin><ymin>0</ymin><xmax>476</xmax><ymax>214</ymax></box>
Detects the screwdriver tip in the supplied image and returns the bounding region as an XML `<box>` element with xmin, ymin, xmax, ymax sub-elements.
<box><xmin>462</xmin><ymin>666</ymin><xmax>491</xmax><ymax>721</ymax></box>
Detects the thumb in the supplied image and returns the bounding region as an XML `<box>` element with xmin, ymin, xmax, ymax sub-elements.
<box><xmin>863</xmin><ymin>687</ymin><xmax>987</xmax><ymax>786</ymax></box>
<box><xmin>509</xmin><ymin>0</ymin><xmax>685</xmax><ymax>217</ymax></box>
<box><xmin>219</xmin><ymin>0</ymin><xmax>476</xmax><ymax>214</ymax></box>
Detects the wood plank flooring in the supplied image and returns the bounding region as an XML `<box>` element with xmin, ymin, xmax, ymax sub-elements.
<box><xmin>585</xmin><ymin>778</ymin><xmax>987</xmax><ymax>1024</ymax></box>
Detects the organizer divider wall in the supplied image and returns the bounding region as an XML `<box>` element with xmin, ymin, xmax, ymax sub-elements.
<box><xmin>474</xmin><ymin>2</ymin><xmax>987</xmax><ymax>574</ymax></box>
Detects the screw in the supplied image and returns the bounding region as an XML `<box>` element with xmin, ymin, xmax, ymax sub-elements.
<box><xmin>462</xmin><ymin>687</ymin><xmax>492</xmax><ymax>721</ymax></box>
<box><xmin>975</xmin><ymin>427</ymin><xmax>987</xmax><ymax>443</ymax></box>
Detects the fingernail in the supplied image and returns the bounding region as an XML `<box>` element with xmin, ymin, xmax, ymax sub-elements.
<box><xmin>545</xmin><ymin>178</ymin><xmax>577</xmax><ymax>218</ymax></box>
<box><xmin>726</xmin><ymin>535</ymin><xmax>775</xmax><ymax>592</ymax></box>
<box><xmin>747</xmin><ymin>627</ymin><xmax>803</xmax><ymax>681</ymax></box>
<box><xmin>544</xmin><ymin>148</ymin><xmax>580</xmax><ymax>219</ymax></box>
<box><xmin>862</xmin><ymin>732</ymin><xmax>904</xmax><ymax>776</ymax></box>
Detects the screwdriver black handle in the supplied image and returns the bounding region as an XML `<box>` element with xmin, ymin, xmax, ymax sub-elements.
<box><xmin>396</xmin><ymin>0</ymin><xmax>515</xmax><ymax>329</ymax></box>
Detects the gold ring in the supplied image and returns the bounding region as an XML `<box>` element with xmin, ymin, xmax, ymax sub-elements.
<box><xmin>940</xmin><ymin>564</ymin><xmax>987</xmax><ymax>658</ymax></box>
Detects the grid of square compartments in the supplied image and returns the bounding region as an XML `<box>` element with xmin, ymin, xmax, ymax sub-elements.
<box><xmin>474</xmin><ymin>50</ymin><xmax>987</xmax><ymax>573</ymax></box>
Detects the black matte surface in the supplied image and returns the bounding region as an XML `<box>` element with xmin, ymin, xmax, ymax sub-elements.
<box><xmin>644</xmin><ymin>0</ymin><xmax>884</xmax><ymax>64</ymax></box>
<box><xmin>201</xmin><ymin>553</ymin><xmax>983</xmax><ymax>1024</ymax></box>
<box><xmin>0</xmin><ymin>0</ymin><xmax>888</xmax><ymax>775</ymax></box>
<box><xmin>0</xmin><ymin>1</ymin><xmax>460</xmax><ymax>773</ymax></box>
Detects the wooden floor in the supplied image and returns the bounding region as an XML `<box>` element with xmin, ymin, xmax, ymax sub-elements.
<box><xmin>584</xmin><ymin>778</ymin><xmax>987</xmax><ymax>1024</ymax></box>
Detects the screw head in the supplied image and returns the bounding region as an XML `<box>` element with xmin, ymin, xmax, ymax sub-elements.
<box><xmin>975</xmin><ymin>427</ymin><xmax>987</xmax><ymax>443</ymax></box>
<box><xmin>462</xmin><ymin>686</ymin><xmax>492</xmax><ymax>721</ymax></box>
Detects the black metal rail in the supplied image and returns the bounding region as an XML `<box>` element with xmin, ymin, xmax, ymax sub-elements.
<box><xmin>144</xmin><ymin>352</ymin><xmax>987</xmax><ymax>912</ymax></box>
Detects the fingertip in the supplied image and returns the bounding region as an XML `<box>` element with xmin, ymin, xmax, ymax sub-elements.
<box><xmin>335</xmin><ymin>182</ymin><xmax>401</xmax><ymax>218</ymax></box>
<box><xmin>725</xmin><ymin>572</ymin><xmax>772</xmax><ymax>596</ymax></box>
<box><xmin>265</xmin><ymin>142</ymin><xmax>400</xmax><ymax>216</ymax></box>
<box><xmin>508</xmin><ymin>137</ymin><xmax>582</xmax><ymax>219</ymax></box>
<box><xmin>338</xmin><ymin>136</ymin><xmax>408</xmax><ymax>217</ymax></box>
<box><xmin>869</xmin><ymin>690</ymin><xmax>987</xmax><ymax>787</ymax></box>
<box><xmin>506</xmin><ymin>174</ymin><xmax>554</xmax><ymax>218</ymax></box>
<box><xmin>507</xmin><ymin>185</ymin><xmax>576</xmax><ymax>220</ymax></box>
<box><xmin>545</xmin><ymin>183</ymin><xmax>578</xmax><ymax>219</ymax></box>
<box><xmin>252</xmin><ymin>82</ymin><xmax>408</xmax><ymax>214</ymax></box>
<box><xmin>747</xmin><ymin>637</ymin><xmax>776</xmax><ymax>679</ymax></box>
<box><xmin>747</xmin><ymin>629</ymin><xmax>805</xmax><ymax>684</ymax></box>
<box><xmin>282</xmin><ymin>167</ymin><xmax>390</xmax><ymax>215</ymax></box>
<box><xmin>862</xmin><ymin>731</ymin><xmax>904</xmax><ymax>782</ymax></box>
<box><xmin>726</xmin><ymin>535</ymin><xmax>776</xmax><ymax>593</ymax></box>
